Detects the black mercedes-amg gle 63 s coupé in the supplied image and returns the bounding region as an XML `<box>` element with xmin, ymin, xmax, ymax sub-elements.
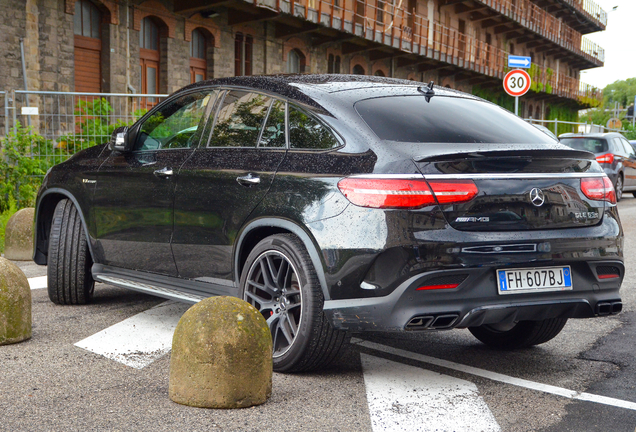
<box><xmin>33</xmin><ymin>75</ymin><xmax>624</xmax><ymax>372</ymax></box>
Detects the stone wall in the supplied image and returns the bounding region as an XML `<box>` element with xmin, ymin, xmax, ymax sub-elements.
<box><xmin>0</xmin><ymin>0</ymin><xmax>593</xmax><ymax>118</ymax></box>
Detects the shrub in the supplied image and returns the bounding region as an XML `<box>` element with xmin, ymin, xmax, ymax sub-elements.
<box><xmin>0</xmin><ymin>197</ymin><xmax>18</xmax><ymax>254</ymax></box>
<box><xmin>0</xmin><ymin>123</ymin><xmax>49</xmax><ymax>212</ymax></box>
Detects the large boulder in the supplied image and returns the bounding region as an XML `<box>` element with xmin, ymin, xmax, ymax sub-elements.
<box><xmin>169</xmin><ymin>296</ymin><xmax>273</xmax><ymax>409</ymax></box>
<box><xmin>4</xmin><ymin>208</ymin><xmax>35</xmax><ymax>261</ymax></box>
<box><xmin>0</xmin><ymin>257</ymin><xmax>32</xmax><ymax>345</ymax></box>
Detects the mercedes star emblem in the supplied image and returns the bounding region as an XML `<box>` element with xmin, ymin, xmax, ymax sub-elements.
<box><xmin>529</xmin><ymin>188</ymin><xmax>545</xmax><ymax>207</ymax></box>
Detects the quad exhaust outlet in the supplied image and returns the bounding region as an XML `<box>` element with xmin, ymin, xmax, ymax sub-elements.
<box><xmin>406</xmin><ymin>313</ymin><xmax>459</xmax><ymax>330</ymax></box>
<box><xmin>596</xmin><ymin>301</ymin><xmax>622</xmax><ymax>316</ymax></box>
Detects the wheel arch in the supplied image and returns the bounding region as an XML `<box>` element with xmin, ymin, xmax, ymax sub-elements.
<box><xmin>33</xmin><ymin>188</ymin><xmax>94</xmax><ymax>265</ymax></box>
<box><xmin>235</xmin><ymin>218</ymin><xmax>331</xmax><ymax>301</ymax></box>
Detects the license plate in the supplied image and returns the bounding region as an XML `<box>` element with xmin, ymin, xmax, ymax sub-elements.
<box><xmin>497</xmin><ymin>266</ymin><xmax>572</xmax><ymax>294</ymax></box>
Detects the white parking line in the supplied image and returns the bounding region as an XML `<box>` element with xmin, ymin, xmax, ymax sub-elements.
<box><xmin>361</xmin><ymin>353</ymin><xmax>500</xmax><ymax>432</ymax></box>
<box><xmin>354</xmin><ymin>339</ymin><xmax>636</xmax><ymax>412</ymax></box>
<box><xmin>28</xmin><ymin>276</ymin><xmax>47</xmax><ymax>290</ymax></box>
<box><xmin>74</xmin><ymin>301</ymin><xmax>190</xmax><ymax>369</ymax></box>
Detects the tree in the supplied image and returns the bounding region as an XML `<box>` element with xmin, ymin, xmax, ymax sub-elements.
<box><xmin>602</xmin><ymin>77</ymin><xmax>636</xmax><ymax>108</ymax></box>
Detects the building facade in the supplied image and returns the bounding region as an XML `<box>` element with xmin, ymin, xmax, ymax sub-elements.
<box><xmin>0</xmin><ymin>0</ymin><xmax>606</xmax><ymax>119</ymax></box>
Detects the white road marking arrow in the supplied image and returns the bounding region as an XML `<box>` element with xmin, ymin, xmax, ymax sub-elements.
<box><xmin>361</xmin><ymin>353</ymin><xmax>500</xmax><ymax>432</ymax></box>
<box><xmin>74</xmin><ymin>301</ymin><xmax>190</xmax><ymax>369</ymax></box>
<box><xmin>28</xmin><ymin>276</ymin><xmax>47</xmax><ymax>290</ymax></box>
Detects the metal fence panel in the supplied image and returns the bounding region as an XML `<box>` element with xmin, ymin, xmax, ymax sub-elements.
<box><xmin>524</xmin><ymin>118</ymin><xmax>626</xmax><ymax>136</ymax></box>
<box><xmin>11</xmin><ymin>91</ymin><xmax>168</xmax><ymax>167</ymax></box>
<box><xmin>0</xmin><ymin>91</ymin><xmax>7</xmax><ymax>137</ymax></box>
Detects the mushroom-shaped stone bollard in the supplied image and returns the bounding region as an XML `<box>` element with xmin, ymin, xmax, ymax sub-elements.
<box><xmin>4</xmin><ymin>208</ymin><xmax>35</xmax><ymax>261</ymax></box>
<box><xmin>0</xmin><ymin>257</ymin><xmax>32</xmax><ymax>345</ymax></box>
<box><xmin>169</xmin><ymin>296</ymin><xmax>273</xmax><ymax>408</ymax></box>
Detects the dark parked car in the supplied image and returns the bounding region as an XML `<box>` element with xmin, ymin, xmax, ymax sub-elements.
<box><xmin>34</xmin><ymin>75</ymin><xmax>624</xmax><ymax>372</ymax></box>
<box><xmin>560</xmin><ymin>132</ymin><xmax>636</xmax><ymax>201</ymax></box>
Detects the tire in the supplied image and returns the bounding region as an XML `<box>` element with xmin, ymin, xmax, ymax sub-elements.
<box><xmin>240</xmin><ymin>234</ymin><xmax>347</xmax><ymax>372</ymax></box>
<box><xmin>468</xmin><ymin>318</ymin><xmax>568</xmax><ymax>349</ymax></box>
<box><xmin>47</xmin><ymin>199</ymin><xmax>95</xmax><ymax>305</ymax></box>
<box><xmin>615</xmin><ymin>174</ymin><xmax>623</xmax><ymax>202</ymax></box>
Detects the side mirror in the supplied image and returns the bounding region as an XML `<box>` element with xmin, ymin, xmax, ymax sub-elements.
<box><xmin>111</xmin><ymin>126</ymin><xmax>129</xmax><ymax>152</ymax></box>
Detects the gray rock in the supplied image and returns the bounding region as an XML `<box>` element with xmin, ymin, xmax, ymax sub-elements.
<box><xmin>0</xmin><ymin>257</ymin><xmax>32</xmax><ymax>345</ymax></box>
<box><xmin>169</xmin><ymin>296</ymin><xmax>273</xmax><ymax>408</ymax></box>
<box><xmin>4</xmin><ymin>208</ymin><xmax>35</xmax><ymax>261</ymax></box>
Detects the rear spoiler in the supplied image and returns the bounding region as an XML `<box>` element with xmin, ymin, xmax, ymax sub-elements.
<box><xmin>414</xmin><ymin>146</ymin><xmax>595</xmax><ymax>163</ymax></box>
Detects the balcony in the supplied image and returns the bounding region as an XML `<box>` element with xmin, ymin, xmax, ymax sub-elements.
<box><xmin>443</xmin><ymin>0</ymin><xmax>604</xmax><ymax>68</ymax></box>
<box><xmin>531</xmin><ymin>0</ymin><xmax>607</xmax><ymax>33</ymax></box>
<box><xmin>176</xmin><ymin>0</ymin><xmax>602</xmax><ymax>105</ymax></box>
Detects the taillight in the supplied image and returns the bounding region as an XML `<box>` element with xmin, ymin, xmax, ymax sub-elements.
<box><xmin>427</xmin><ymin>180</ymin><xmax>478</xmax><ymax>204</ymax></box>
<box><xmin>596</xmin><ymin>153</ymin><xmax>614</xmax><ymax>164</ymax></box>
<box><xmin>337</xmin><ymin>178</ymin><xmax>478</xmax><ymax>209</ymax></box>
<box><xmin>337</xmin><ymin>178</ymin><xmax>434</xmax><ymax>208</ymax></box>
<box><xmin>581</xmin><ymin>176</ymin><xmax>616</xmax><ymax>204</ymax></box>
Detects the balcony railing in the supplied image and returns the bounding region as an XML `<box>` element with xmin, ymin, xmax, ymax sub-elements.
<box><xmin>471</xmin><ymin>0</ymin><xmax>604</xmax><ymax>65</ymax></box>
<box><xmin>249</xmin><ymin>0</ymin><xmax>602</xmax><ymax>104</ymax></box>
<box><xmin>561</xmin><ymin>0</ymin><xmax>607</xmax><ymax>27</ymax></box>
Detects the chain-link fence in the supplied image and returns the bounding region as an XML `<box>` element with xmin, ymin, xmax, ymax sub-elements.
<box><xmin>7</xmin><ymin>90</ymin><xmax>168</xmax><ymax>167</ymax></box>
<box><xmin>525</xmin><ymin>118</ymin><xmax>628</xmax><ymax>137</ymax></box>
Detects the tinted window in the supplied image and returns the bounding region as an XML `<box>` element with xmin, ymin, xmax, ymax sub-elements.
<box><xmin>209</xmin><ymin>91</ymin><xmax>272</xmax><ymax>147</ymax></box>
<box><xmin>259</xmin><ymin>100</ymin><xmax>286</xmax><ymax>148</ymax></box>
<box><xmin>135</xmin><ymin>91</ymin><xmax>215</xmax><ymax>151</ymax></box>
<box><xmin>288</xmin><ymin>105</ymin><xmax>339</xmax><ymax>150</ymax></box>
<box><xmin>355</xmin><ymin>95</ymin><xmax>553</xmax><ymax>143</ymax></box>
<box><xmin>560</xmin><ymin>138</ymin><xmax>608</xmax><ymax>153</ymax></box>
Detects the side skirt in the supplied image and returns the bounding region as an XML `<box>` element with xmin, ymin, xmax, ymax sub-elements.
<box><xmin>92</xmin><ymin>264</ymin><xmax>238</xmax><ymax>304</ymax></box>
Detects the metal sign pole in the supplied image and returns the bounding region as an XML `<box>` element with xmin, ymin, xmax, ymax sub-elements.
<box><xmin>515</xmin><ymin>96</ymin><xmax>519</xmax><ymax>116</ymax></box>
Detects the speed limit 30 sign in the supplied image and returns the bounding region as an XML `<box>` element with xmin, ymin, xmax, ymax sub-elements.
<box><xmin>503</xmin><ymin>69</ymin><xmax>531</xmax><ymax>97</ymax></box>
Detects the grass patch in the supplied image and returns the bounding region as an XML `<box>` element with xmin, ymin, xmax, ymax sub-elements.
<box><xmin>0</xmin><ymin>198</ymin><xmax>18</xmax><ymax>255</ymax></box>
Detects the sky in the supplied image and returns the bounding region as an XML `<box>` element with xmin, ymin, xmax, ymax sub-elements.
<box><xmin>579</xmin><ymin>0</ymin><xmax>636</xmax><ymax>89</ymax></box>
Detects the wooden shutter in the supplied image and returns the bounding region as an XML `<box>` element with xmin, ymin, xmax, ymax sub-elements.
<box><xmin>74</xmin><ymin>35</ymin><xmax>101</xmax><ymax>93</ymax></box>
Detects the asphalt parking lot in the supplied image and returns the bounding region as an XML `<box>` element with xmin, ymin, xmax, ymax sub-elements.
<box><xmin>2</xmin><ymin>200</ymin><xmax>636</xmax><ymax>432</ymax></box>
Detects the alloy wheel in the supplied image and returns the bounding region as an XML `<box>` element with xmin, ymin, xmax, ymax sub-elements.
<box><xmin>244</xmin><ymin>251</ymin><xmax>303</xmax><ymax>358</ymax></box>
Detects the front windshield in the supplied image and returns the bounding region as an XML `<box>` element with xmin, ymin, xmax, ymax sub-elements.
<box><xmin>355</xmin><ymin>95</ymin><xmax>554</xmax><ymax>144</ymax></box>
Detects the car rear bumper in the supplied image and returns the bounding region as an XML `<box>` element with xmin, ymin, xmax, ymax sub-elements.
<box><xmin>322</xmin><ymin>259</ymin><xmax>624</xmax><ymax>332</ymax></box>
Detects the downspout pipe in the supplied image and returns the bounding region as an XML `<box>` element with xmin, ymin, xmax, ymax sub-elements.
<box><xmin>19</xmin><ymin>37</ymin><xmax>32</xmax><ymax>127</ymax></box>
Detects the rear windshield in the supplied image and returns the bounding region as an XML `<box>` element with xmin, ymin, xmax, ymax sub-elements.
<box><xmin>560</xmin><ymin>138</ymin><xmax>608</xmax><ymax>153</ymax></box>
<box><xmin>355</xmin><ymin>95</ymin><xmax>553</xmax><ymax>143</ymax></box>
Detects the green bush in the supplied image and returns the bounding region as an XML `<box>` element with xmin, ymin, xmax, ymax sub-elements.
<box><xmin>0</xmin><ymin>123</ymin><xmax>49</xmax><ymax>212</ymax></box>
<box><xmin>57</xmin><ymin>98</ymin><xmax>143</xmax><ymax>152</ymax></box>
<box><xmin>0</xmin><ymin>197</ymin><xmax>18</xmax><ymax>254</ymax></box>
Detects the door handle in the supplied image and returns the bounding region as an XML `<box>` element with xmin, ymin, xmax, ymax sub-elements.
<box><xmin>236</xmin><ymin>173</ymin><xmax>261</xmax><ymax>186</ymax></box>
<box><xmin>153</xmin><ymin>167</ymin><xmax>174</xmax><ymax>178</ymax></box>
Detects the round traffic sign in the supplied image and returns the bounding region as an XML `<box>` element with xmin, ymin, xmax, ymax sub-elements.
<box><xmin>503</xmin><ymin>69</ymin><xmax>531</xmax><ymax>97</ymax></box>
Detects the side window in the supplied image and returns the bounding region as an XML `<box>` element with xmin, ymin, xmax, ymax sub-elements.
<box><xmin>613</xmin><ymin>138</ymin><xmax>626</xmax><ymax>156</ymax></box>
<box><xmin>135</xmin><ymin>90</ymin><xmax>215</xmax><ymax>151</ymax></box>
<box><xmin>621</xmin><ymin>138</ymin><xmax>635</xmax><ymax>157</ymax></box>
<box><xmin>259</xmin><ymin>99</ymin><xmax>286</xmax><ymax>148</ymax></box>
<box><xmin>288</xmin><ymin>105</ymin><xmax>339</xmax><ymax>150</ymax></box>
<box><xmin>209</xmin><ymin>91</ymin><xmax>272</xmax><ymax>147</ymax></box>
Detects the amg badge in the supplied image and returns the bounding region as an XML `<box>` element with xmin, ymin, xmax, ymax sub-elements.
<box><xmin>455</xmin><ymin>216</ymin><xmax>490</xmax><ymax>223</ymax></box>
